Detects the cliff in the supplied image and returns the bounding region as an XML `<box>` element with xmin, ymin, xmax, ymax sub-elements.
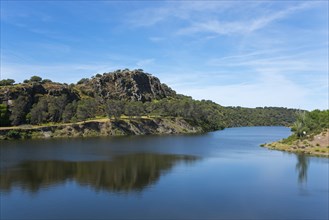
<box><xmin>77</xmin><ymin>69</ymin><xmax>176</xmax><ymax>101</ymax></box>
<box><xmin>0</xmin><ymin>69</ymin><xmax>299</xmax><ymax>138</ymax></box>
<box><xmin>0</xmin><ymin>69</ymin><xmax>175</xmax><ymax>108</ymax></box>
<box><xmin>0</xmin><ymin>118</ymin><xmax>202</xmax><ymax>140</ymax></box>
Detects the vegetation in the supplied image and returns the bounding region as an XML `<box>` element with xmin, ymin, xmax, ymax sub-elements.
<box><xmin>9</xmin><ymin>95</ymin><xmax>30</xmax><ymax>125</ymax></box>
<box><xmin>30</xmin><ymin>75</ymin><xmax>42</xmax><ymax>83</ymax></box>
<box><xmin>282</xmin><ymin>110</ymin><xmax>329</xmax><ymax>143</ymax></box>
<box><xmin>264</xmin><ymin>110</ymin><xmax>329</xmax><ymax>157</ymax></box>
<box><xmin>0</xmin><ymin>70</ymin><xmax>300</xmax><ymax>137</ymax></box>
<box><xmin>0</xmin><ymin>104</ymin><xmax>10</xmax><ymax>126</ymax></box>
<box><xmin>221</xmin><ymin>106</ymin><xmax>297</xmax><ymax>127</ymax></box>
<box><xmin>0</xmin><ymin>79</ymin><xmax>15</xmax><ymax>86</ymax></box>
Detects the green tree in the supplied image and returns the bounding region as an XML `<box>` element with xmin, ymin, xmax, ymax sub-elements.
<box><xmin>30</xmin><ymin>76</ymin><xmax>42</xmax><ymax>83</ymax></box>
<box><xmin>0</xmin><ymin>79</ymin><xmax>15</xmax><ymax>86</ymax></box>
<box><xmin>124</xmin><ymin>102</ymin><xmax>139</xmax><ymax>118</ymax></box>
<box><xmin>62</xmin><ymin>101</ymin><xmax>77</xmax><ymax>122</ymax></box>
<box><xmin>30</xmin><ymin>98</ymin><xmax>48</xmax><ymax>124</ymax></box>
<box><xmin>48</xmin><ymin>95</ymin><xmax>68</xmax><ymax>122</ymax></box>
<box><xmin>76</xmin><ymin>99</ymin><xmax>97</xmax><ymax>121</ymax></box>
<box><xmin>41</xmin><ymin>79</ymin><xmax>52</xmax><ymax>84</ymax></box>
<box><xmin>291</xmin><ymin>111</ymin><xmax>309</xmax><ymax>138</ymax></box>
<box><xmin>10</xmin><ymin>95</ymin><xmax>30</xmax><ymax>125</ymax></box>
<box><xmin>0</xmin><ymin>104</ymin><xmax>11</xmax><ymax>126</ymax></box>
<box><xmin>106</xmin><ymin>100</ymin><xmax>124</xmax><ymax>119</ymax></box>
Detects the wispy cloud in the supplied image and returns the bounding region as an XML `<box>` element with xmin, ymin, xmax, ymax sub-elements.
<box><xmin>126</xmin><ymin>1</ymin><xmax>245</xmax><ymax>29</ymax></box>
<box><xmin>1</xmin><ymin>1</ymin><xmax>327</xmax><ymax>110</ymax></box>
<box><xmin>127</xmin><ymin>1</ymin><xmax>318</xmax><ymax>37</ymax></box>
<box><xmin>177</xmin><ymin>2</ymin><xmax>317</xmax><ymax>36</ymax></box>
<box><xmin>207</xmin><ymin>47</ymin><xmax>327</xmax><ymax>73</ymax></box>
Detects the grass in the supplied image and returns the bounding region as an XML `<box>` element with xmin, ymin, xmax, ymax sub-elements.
<box><xmin>264</xmin><ymin>141</ymin><xmax>329</xmax><ymax>158</ymax></box>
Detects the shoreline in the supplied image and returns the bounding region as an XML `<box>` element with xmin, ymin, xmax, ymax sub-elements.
<box><xmin>262</xmin><ymin>142</ymin><xmax>329</xmax><ymax>158</ymax></box>
<box><xmin>261</xmin><ymin>129</ymin><xmax>329</xmax><ymax>158</ymax></box>
<box><xmin>0</xmin><ymin>118</ymin><xmax>204</xmax><ymax>140</ymax></box>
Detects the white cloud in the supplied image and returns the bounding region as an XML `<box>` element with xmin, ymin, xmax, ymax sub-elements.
<box><xmin>127</xmin><ymin>1</ymin><xmax>237</xmax><ymax>27</ymax></box>
<box><xmin>177</xmin><ymin>2</ymin><xmax>317</xmax><ymax>36</ymax></box>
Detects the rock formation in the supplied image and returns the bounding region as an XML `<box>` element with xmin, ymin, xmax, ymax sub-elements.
<box><xmin>76</xmin><ymin>69</ymin><xmax>176</xmax><ymax>101</ymax></box>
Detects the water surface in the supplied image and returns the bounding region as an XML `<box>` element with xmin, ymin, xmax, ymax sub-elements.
<box><xmin>0</xmin><ymin>126</ymin><xmax>328</xmax><ymax>219</ymax></box>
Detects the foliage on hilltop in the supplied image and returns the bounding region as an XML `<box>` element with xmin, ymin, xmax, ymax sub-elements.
<box><xmin>0</xmin><ymin>69</ymin><xmax>300</xmax><ymax>132</ymax></box>
<box><xmin>222</xmin><ymin>106</ymin><xmax>297</xmax><ymax>127</ymax></box>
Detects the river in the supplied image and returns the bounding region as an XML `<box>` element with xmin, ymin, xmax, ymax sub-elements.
<box><xmin>0</xmin><ymin>126</ymin><xmax>328</xmax><ymax>219</ymax></box>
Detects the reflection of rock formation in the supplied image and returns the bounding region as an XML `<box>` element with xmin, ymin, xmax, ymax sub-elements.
<box><xmin>295</xmin><ymin>154</ymin><xmax>309</xmax><ymax>184</ymax></box>
<box><xmin>0</xmin><ymin>154</ymin><xmax>198</xmax><ymax>193</ymax></box>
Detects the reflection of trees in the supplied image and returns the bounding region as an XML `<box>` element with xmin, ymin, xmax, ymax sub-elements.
<box><xmin>0</xmin><ymin>154</ymin><xmax>198</xmax><ymax>193</ymax></box>
<box><xmin>295</xmin><ymin>154</ymin><xmax>309</xmax><ymax>184</ymax></box>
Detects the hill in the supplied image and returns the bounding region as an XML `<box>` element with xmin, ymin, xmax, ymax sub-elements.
<box><xmin>76</xmin><ymin>69</ymin><xmax>176</xmax><ymax>101</ymax></box>
<box><xmin>0</xmin><ymin>69</ymin><xmax>299</xmax><ymax>139</ymax></box>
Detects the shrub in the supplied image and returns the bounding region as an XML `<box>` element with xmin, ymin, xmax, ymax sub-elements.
<box><xmin>0</xmin><ymin>79</ymin><xmax>15</xmax><ymax>86</ymax></box>
<box><xmin>30</xmin><ymin>76</ymin><xmax>42</xmax><ymax>83</ymax></box>
<box><xmin>7</xmin><ymin>130</ymin><xmax>21</xmax><ymax>139</ymax></box>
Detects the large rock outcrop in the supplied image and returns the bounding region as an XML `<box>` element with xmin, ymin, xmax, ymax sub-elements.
<box><xmin>76</xmin><ymin>69</ymin><xmax>176</xmax><ymax>102</ymax></box>
<box><xmin>0</xmin><ymin>69</ymin><xmax>176</xmax><ymax>112</ymax></box>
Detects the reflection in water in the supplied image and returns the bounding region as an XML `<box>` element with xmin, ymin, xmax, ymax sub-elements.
<box><xmin>295</xmin><ymin>154</ymin><xmax>309</xmax><ymax>184</ymax></box>
<box><xmin>0</xmin><ymin>154</ymin><xmax>198</xmax><ymax>193</ymax></box>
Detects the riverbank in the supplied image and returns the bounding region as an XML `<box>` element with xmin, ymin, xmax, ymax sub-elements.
<box><xmin>262</xmin><ymin>129</ymin><xmax>329</xmax><ymax>157</ymax></box>
<box><xmin>0</xmin><ymin>117</ymin><xmax>203</xmax><ymax>140</ymax></box>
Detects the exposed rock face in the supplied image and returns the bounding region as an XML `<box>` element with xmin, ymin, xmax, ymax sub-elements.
<box><xmin>0</xmin><ymin>70</ymin><xmax>176</xmax><ymax>107</ymax></box>
<box><xmin>0</xmin><ymin>118</ymin><xmax>203</xmax><ymax>140</ymax></box>
<box><xmin>77</xmin><ymin>69</ymin><xmax>176</xmax><ymax>101</ymax></box>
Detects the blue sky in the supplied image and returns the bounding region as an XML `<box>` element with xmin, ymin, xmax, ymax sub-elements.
<box><xmin>1</xmin><ymin>1</ymin><xmax>328</xmax><ymax>110</ymax></box>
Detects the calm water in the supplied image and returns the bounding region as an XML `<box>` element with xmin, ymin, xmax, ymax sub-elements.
<box><xmin>0</xmin><ymin>127</ymin><xmax>328</xmax><ymax>219</ymax></box>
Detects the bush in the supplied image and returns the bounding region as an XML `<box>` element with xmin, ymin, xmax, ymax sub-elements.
<box><xmin>30</xmin><ymin>76</ymin><xmax>42</xmax><ymax>82</ymax></box>
<box><xmin>0</xmin><ymin>79</ymin><xmax>15</xmax><ymax>86</ymax></box>
<box><xmin>41</xmin><ymin>79</ymin><xmax>52</xmax><ymax>84</ymax></box>
<box><xmin>7</xmin><ymin>130</ymin><xmax>21</xmax><ymax>139</ymax></box>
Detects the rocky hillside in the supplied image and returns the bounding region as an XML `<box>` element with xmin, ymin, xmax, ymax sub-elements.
<box><xmin>0</xmin><ymin>69</ymin><xmax>299</xmax><ymax>136</ymax></box>
<box><xmin>0</xmin><ymin>82</ymin><xmax>79</xmax><ymax>106</ymax></box>
<box><xmin>77</xmin><ymin>69</ymin><xmax>176</xmax><ymax>101</ymax></box>
<box><xmin>0</xmin><ymin>69</ymin><xmax>180</xmax><ymax>126</ymax></box>
<box><xmin>0</xmin><ymin>69</ymin><xmax>175</xmax><ymax>106</ymax></box>
<box><xmin>0</xmin><ymin>118</ymin><xmax>202</xmax><ymax>140</ymax></box>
